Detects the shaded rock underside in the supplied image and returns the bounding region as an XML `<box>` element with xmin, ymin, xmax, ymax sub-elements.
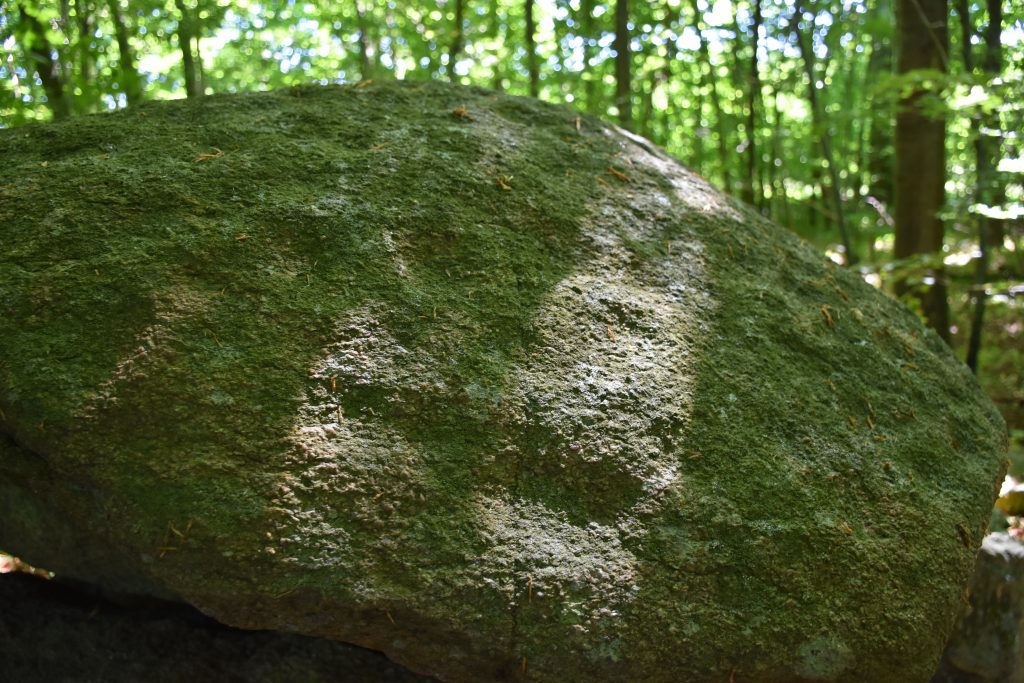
<box><xmin>0</xmin><ymin>572</ymin><xmax>435</xmax><ymax>683</ymax></box>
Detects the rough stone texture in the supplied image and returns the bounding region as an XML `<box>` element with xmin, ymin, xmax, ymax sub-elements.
<box><xmin>0</xmin><ymin>572</ymin><xmax>435</xmax><ymax>682</ymax></box>
<box><xmin>933</xmin><ymin>533</ymin><xmax>1024</xmax><ymax>683</ymax></box>
<box><xmin>0</xmin><ymin>81</ymin><xmax>1008</xmax><ymax>682</ymax></box>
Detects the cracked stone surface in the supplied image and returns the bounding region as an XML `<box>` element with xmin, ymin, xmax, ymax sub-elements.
<box><xmin>0</xmin><ymin>81</ymin><xmax>1008</xmax><ymax>682</ymax></box>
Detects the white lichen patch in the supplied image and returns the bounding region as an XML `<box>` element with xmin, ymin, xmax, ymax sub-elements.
<box><xmin>271</xmin><ymin>415</ymin><xmax>430</xmax><ymax>573</ymax></box>
<box><xmin>473</xmin><ymin>494</ymin><xmax>638</xmax><ymax>624</ymax></box>
<box><xmin>504</xmin><ymin>128</ymin><xmax>716</xmax><ymax>530</ymax></box>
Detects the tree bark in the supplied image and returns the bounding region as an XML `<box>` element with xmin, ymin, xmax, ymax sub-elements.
<box><xmin>195</xmin><ymin>35</ymin><xmax>206</xmax><ymax>95</ymax></box>
<box><xmin>16</xmin><ymin>3</ymin><xmax>71</xmax><ymax>119</ymax></box>
<box><xmin>639</xmin><ymin>73</ymin><xmax>655</xmax><ymax>140</ymax></box>
<box><xmin>449</xmin><ymin>0</ymin><xmax>465</xmax><ymax>82</ymax></box>
<box><xmin>613</xmin><ymin>0</ymin><xmax>631</xmax><ymax>130</ymax></box>
<box><xmin>74</xmin><ymin>0</ymin><xmax>93</xmax><ymax>112</ymax></box>
<box><xmin>59</xmin><ymin>0</ymin><xmax>72</xmax><ymax>87</ymax></box>
<box><xmin>487</xmin><ymin>0</ymin><xmax>503</xmax><ymax>90</ymax></box>
<box><xmin>981</xmin><ymin>0</ymin><xmax>1005</xmax><ymax>247</ymax></box>
<box><xmin>173</xmin><ymin>0</ymin><xmax>199</xmax><ymax>98</ymax></box>
<box><xmin>895</xmin><ymin>0</ymin><xmax>950</xmax><ymax>342</ymax></box>
<box><xmin>768</xmin><ymin>85</ymin><xmax>789</xmax><ymax>225</ymax></box>
<box><xmin>354</xmin><ymin>0</ymin><xmax>374</xmax><ymax>81</ymax></box>
<box><xmin>743</xmin><ymin>0</ymin><xmax>764</xmax><ymax>209</ymax></box>
<box><xmin>897</xmin><ymin>0</ymin><xmax>950</xmax><ymax>342</ymax></box>
<box><xmin>106</xmin><ymin>0</ymin><xmax>143</xmax><ymax>105</ymax></box>
<box><xmin>580</xmin><ymin>0</ymin><xmax>596</xmax><ymax>112</ymax></box>
<box><xmin>525</xmin><ymin>0</ymin><xmax>539</xmax><ymax>97</ymax></box>
<box><xmin>965</xmin><ymin>0</ymin><xmax>1003</xmax><ymax>371</ymax></box>
<box><xmin>866</xmin><ymin>36</ymin><xmax>893</xmax><ymax>207</ymax></box>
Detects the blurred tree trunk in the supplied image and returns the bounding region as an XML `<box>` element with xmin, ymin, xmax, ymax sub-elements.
<box><xmin>743</xmin><ymin>0</ymin><xmax>764</xmax><ymax>209</ymax></box>
<box><xmin>614</xmin><ymin>0</ymin><xmax>631</xmax><ymax>130</ymax></box>
<box><xmin>106</xmin><ymin>0</ymin><xmax>143</xmax><ymax>105</ymax></box>
<box><xmin>639</xmin><ymin>74</ymin><xmax>655</xmax><ymax>140</ymax></box>
<box><xmin>768</xmin><ymin>85</ymin><xmax>789</xmax><ymax>225</ymax></box>
<box><xmin>59</xmin><ymin>0</ymin><xmax>72</xmax><ymax>85</ymax></box>
<box><xmin>895</xmin><ymin>0</ymin><xmax>949</xmax><ymax>342</ymax></box>
<box><xmin>354</xmin><ymin>0</ymin><xmax>374</xmax><ymax>80</ymax></box>
<box><xmin>525</xmin><ymin>0</ymin><xmax>539</xmax><ymax>97</ymax></box>
<box><xmin>964</xmin><ymin>0</ymin><xmax>1003</xmax><ymax>371</ymax></box>
<box><xmin>686</xmin><ymin>15</ymin><xmax>705</xmax><ymax>176</ymax></box>
<box><xmin>195</xmin><ymin>35</ymin><xmax>206</xmax><ymax>94</ymax></box>
<box><xmin>449</xmin><ymin>0</ymin><xmax>464</xmax><ymax>82</ymax></box>
<box><xmin>980</xmin><ymin>0</ymin><xmax>1005</xmax><ymax>248</ymax></box>
<box><xmin>689</xmin><ymin>0</ymin><xmax>730</xmax><ymax>193</ymax></box>
<box><xmin>726</xmin><ymin>3</ymin><xmax>746</xmax><ymax>170</ymax></box>
<box><xmin>488</xmin><ymin>0</ymin><xmax>503</xmax><ymax>90</ymax></box>
<box><xmin>74</xmin><ymin>0</ymin><xmax>93</xmax><ymax>113</ymax></box>
<box><xmin>792</xmin><ymin>0</ymin><xmax>854</xmax><ymax>264</ymax></box>
<box><xmin>16</xmin><ymin>3</ymin><xmax>71</xmax><ymax>119</ymax></box>
<box><xmin>865</xmin><ymin>37</ymin><xmax>893</xmax><ymax>209</ymax></box>
<box><xmin>654</xmin><ymin>4</ymin><xmax>678</xmax><ymax>149</ymax></box>
<box><xmin>173</xmin><ymin>0</ymin><xmax>199</xmax><ymax>98</ymax></box>
<box><xmin>580</xmin><ymin>0</ymin><xmax>596</xmax><ymax>112</ymax></box>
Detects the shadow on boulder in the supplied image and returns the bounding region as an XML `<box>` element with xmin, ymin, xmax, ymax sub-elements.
<box><xmin>0</xmin><ymin>572</ymin><xmax>436</xmax><ymax>682</ymax></box>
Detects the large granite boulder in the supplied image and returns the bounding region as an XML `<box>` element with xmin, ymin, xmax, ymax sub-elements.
<box><xmin>0</xmin><ymin>81</ymin><xmax>1007</xmax><ymax>682</ymax></box>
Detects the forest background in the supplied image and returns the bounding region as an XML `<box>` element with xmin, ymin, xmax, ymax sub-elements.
<box><xmin>1</xmin><ymin>0</ymin><xmax>1022</xmax><ymax>464</ymax></box>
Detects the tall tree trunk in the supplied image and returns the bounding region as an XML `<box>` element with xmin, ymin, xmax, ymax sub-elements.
<box><xmin>690</xmin><ymin>90</ymin><xmax>704</xmax><ymax>175</ymax></box>
<box><xmin>981</xmin><ymin>0</ymin><xmax>1006</xmax><ymax>247</ymax></box>
<box><xmin>841</xmin><ymin>49</ymin><xmax>861</xmax><ymax>199</ymax></box>
<box><xmin>613</xmin><ymin>0</ymin><xmax>631</xmax><ymax>130</ymax></box>
<box><xmin>384</xmin><ymin>4</ymin><xmax>398</xmax><ymax>76</ymax></box>
<box><xmin>59</xmin><ymin>0</ymin><xmax>73</xmax><ymax>88</ymax></box>
<box><xmin>687</xmin><ymin>24</ymin><xmax>704</xmax><ymax>175</ymax></box>
<box><xmin>639</xmin><ymin>74</ymin><xmax>655</xmax><ymax>139</ymax></box>
<box><xmin>689</xmin><ymin>0</ymin><xmax>730</xmax><ymax>193</ymax></box>
<box><xmin>449</xmin><ymin>0</ymin><xmax>465</xmax><ymax>82</ymax></box>
<box><xmin>866</xmin><ymin>36</ymin><xmax>894</xmax><ymax>207</ymax></box>
<box><xmin>173</xmin><ymin>0</ymin><xmax>199</xmax><ymax>98</ymax></box>
<box><xmin>16</xmin><ymin>3</ymin><xmax>71</xmax><ymax>119</ymax></box>
<box><xmin>488</xmin><ymin>0</ymin><xmax>503</xmax><ymax>90</ymax></box>
<box><xmin>354</xmin><ymin>0</ymin><xmax>374</xmax><ymax>80</ymax></box>
<box><xmin>657</xmin><ymin>5</ymin><xmax>680</xmax><ymax>158</ymax></box>
<box><xmin>965</xmin><ymin>0</ymin><xmax>1003</xmax><ymax>371</ymax></box>
<box><xmin>195</xmin><ymin>35</ymin><xmax>206</xmax><ymax>94</ymax></box>
<box><xmin>768</xmin><ymin>85</ymin><xmax>789</xmax><ymax>224</ymax></box>
<box><xmin>743</xmin><ymin>0</ymin><xmax>764</xmax><ymax>209</ymax></box>
<box><xmin>854</xmin><ymin>56</ymin><xmax>873</xmax><ymax>204</ymax></box>
<box><xmin>580</xmin><ymin>0</ymin><xmax>596</xmax><ymax>112</ymax></box>
<box><xmin>726</xmin><ymin>2</ymin><xmax>747</xmax><ymax>163</ymax></box>
<box><xmin>74</xmin><ymin>0</ymin><xmax>93</xmax><ymax>112</ymax></box>
<box><xmin>525</xmin><ymin>0</ymin><xmax>539</xmax><ymax>97</ymax></box>
<box><xmin>895</xmin><ymin>0</ymin><xmax>950</xmax><ymax>342</ymax></box>
<box><xmin>106</xmin><ymin>0</ymin><xmax>143</xmax><ymax>105</ymax></box>
<box><xmin>792</xmin><ymin>0</ymin><xmax>855</xmax><ymax>264</ymax></box>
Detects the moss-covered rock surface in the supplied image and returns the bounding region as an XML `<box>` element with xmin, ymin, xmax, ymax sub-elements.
<box><xmin>0</xmin><ymin>81</ymin><xmax>1008</xmax><ymax>682</ymax></box>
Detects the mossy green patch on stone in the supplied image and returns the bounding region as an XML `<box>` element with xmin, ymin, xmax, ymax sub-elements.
<box><xmin>0</xmin><ymin>81</ymin><xmax>1007</xmax><ymax>683</ymax></box>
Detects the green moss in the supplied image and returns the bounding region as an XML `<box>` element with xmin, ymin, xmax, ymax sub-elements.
<box><xmin>0</xmin><ymin>81</ymin><xmax>1007</xmax><ymax>683</ymax></box>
